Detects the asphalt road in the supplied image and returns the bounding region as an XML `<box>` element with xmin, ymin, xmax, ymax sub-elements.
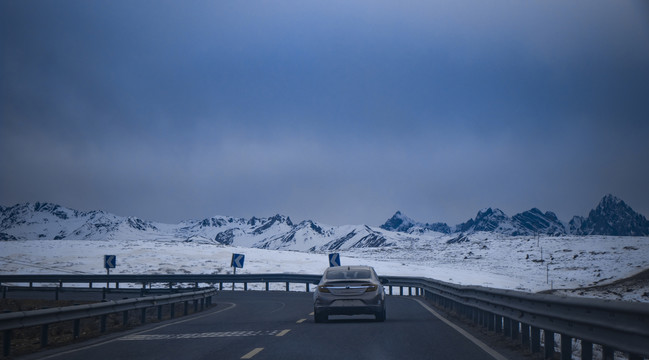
<box><xmin>24</xmin><ymin>291</ymin><xmax>505</xmax><ymax>360</ymax></box>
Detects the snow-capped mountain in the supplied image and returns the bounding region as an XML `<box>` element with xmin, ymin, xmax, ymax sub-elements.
<box><xmin>1</xmin><ymin>195</ymin><xmax>646</xmax><ymax>249</ymax></box>
<box><xmin>379</xmin><ymin>195</ymin><xmax>646</xmax><ymax>237</ymax></box>
<box><xmin>511</xmin><ymin>208</ymin><xmax>566</xmax><ymax>236</ymax></box>
<box><xmin>570</xmin><ymin>195</ymin><xmax>649</xmax><ymax>236</ymax></box>
<box><xmin>380</xmin><ymin>211</ymin><xmax>451</xmax><ymax>234</ymax></box>
<box><xmin>0</xmin><ymin>202</ymin><xmax>160</xmax><ymax>241</ymax></box>
<box><xmin>0</xmin><ymin>202</ymin><xmax>403</xmax><ymax>251</ymax></box>
<box><xmin>456</xmin><ymin>208</ymin><xmax>515</xmax><ymax>234</ymax></box>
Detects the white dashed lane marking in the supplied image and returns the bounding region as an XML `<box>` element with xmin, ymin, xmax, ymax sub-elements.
<box><xmin>119</xmin><ymin>330</ymin><xmax>286</xmax><ymax>341</ymax></box>
<box><xmin>276</xmin><ymin>329</ymin><xmax>291</xmax><ymax>336</ymax></box>
<box><xmin>241</xmin><ymin>347</ymin><xmax>264</xmax><ymax>359</ymax></box>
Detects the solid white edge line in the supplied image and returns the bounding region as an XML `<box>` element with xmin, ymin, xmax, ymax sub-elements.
<box><xmin>412</xmin><ymin>298</ymin><xmax>508</xmax><ymax>360</ymax></box>
<box><xmin>35</xmin><ymin>302</ymin><xmax>238</xmax><ymax>360</ymax></box>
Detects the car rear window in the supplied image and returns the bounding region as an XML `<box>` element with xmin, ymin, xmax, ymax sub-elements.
<box><xmin>326</xmin><ymin>269</ymin><xmax>372</xmax><ymax>280</ymax></box>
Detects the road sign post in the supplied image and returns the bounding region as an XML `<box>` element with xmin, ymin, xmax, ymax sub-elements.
<box><xmin>104</xmin><ymin>255</ymin><xmax>116</xmax><ymax>288</ymax></box>
<box><xmin>230</xmin><ymin>254</ymin><xmax>245</xmax><ymax>290</ymax></box>
<box><xmin>328</xmin><ymin>253</ymin><xmax>340</xmax><ymax>267</ymax></box>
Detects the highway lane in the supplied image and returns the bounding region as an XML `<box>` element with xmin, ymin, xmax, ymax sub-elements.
<box><xmin>27</xmin><ymin>291</ymin><xmax>505</xmax><ymax>360</ymax></box>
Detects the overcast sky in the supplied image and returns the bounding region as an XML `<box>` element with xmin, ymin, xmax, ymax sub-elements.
<box><xmin>2</xmin><ymin>0</ymin><xmax>649</xmax><ymax>226</ymax></box>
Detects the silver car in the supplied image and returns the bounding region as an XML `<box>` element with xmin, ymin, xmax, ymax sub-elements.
<box><xmin>313</xmin><ymin>265</ymin><xmax>387</xmax><ymax>322</ymax></box>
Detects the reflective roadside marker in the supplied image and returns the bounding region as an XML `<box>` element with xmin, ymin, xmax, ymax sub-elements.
<box><xmin>329</xmin><ymin>253</ymin><xmax>340</xmax><ymax>267</ymax></box>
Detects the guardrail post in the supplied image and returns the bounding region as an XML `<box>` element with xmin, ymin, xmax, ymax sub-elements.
<box><xmin>389</xmin><ymin>286</ymin><xmax>393</xmax><ymax>295</ymax></box>
<box><xmin>123</xmin><ymin>310</ymin><xmax>128</xmax><ymax>327</ymax></box>
<box><xmin>580</xmin><ymin>340</ymin><xmax>592</xmax><ymax>360</ymax></box>
<box><xmin>400</xmin><ymin>286</ymin><xmax>403</xmax><ymax>296</ymax></box>
<box><xmin>286</xmin><ymin>282</ymin><xmax>290</xmax><ymax>291</ymax></box>
<box><xmin>73</xmin><ymin>319</ymin><xmax>80</xmax><ymax>338</ymax></box>
<box><xmin>521</xmin><ymin>323</ymin><xmax>530</xmax><ymax>347</ymax></box>
<box><xmin>544</xmin><ymin>330</ymin><xmax>555</xmax><ymax>359</ymax></box>
<box><xmin>184</xmin><ymin>301</ymin><xmax>189</xmax><ymax>316</ymax></box>
<box><xmin>602</xmin><ymin>346</ymin><xmax>614</xmax><ymax>360</ymax></box>
<box><xmin>140</xmin><ymin>308</ymin><xmax>146</xmax><ymax>324</ymax></box>
<box><xmin>219</xmin><ymin>282</ymin><xmax>223</xmax><ymax>291</ymax></box>
<box><xmin>244</xmin><ymin>282</ymin><xmax>247</xmax><ymax>291</ymax></box>
<box><xmin>4</xmin><ymin>329</ymin><xmax>11</xmax><ymax>356</ymax></box>
<box><xmin>265</xmin><ymin>282</ymin><xmax>269</xmax><ymax>291</ymax></box>
<box><xmin>200</xmin><ymin>298</ymin><xmax>204</xmax><ymax>311</ymax></box>
<box><xmin>560</xmin><ymin>334</ymin><xmax>572</xmax><ymax>360</ymax></box>
<box><xmin>41</xmin><ymin>324</ymin><xmax>48</xmax><ymax>347</ymax></box>
<box><xmin>503</xmin><ymin>316</ymin><xmax>510</xmax><ymax>336</ymax></box>
<box><xmin>306</xmin><ymin>283</ymin><xmax>309</xmax><ymax>292</ymax></box>
<box><xmin>408</xmin><ymin>287</ymin><xmax>412</xmax><ymax>296</ymax></box>
<box><xmin>495</xmin><ymin>315</ymin><xmax>502</xmax><ymax>333</ymax></box>
<box><xmin>2</xmin><ymin>285</ymin><xmax>6</xmax><ymax>299</ymax></box>
<box><xmin>157</xmin><ymin>305</ymin><xmax>163</xmax><ymax>320</ymax></box>
<box><xmin>531</xmin><ymin>326</ymin><xmax>541</xmax><ymax>354</ymax></box>
<box><xmin>55</xmin><ymin>287</ymin><xmax>60</xmax><ymax>301</ymax></box>
<box><xmin>488</xmin><ymin>312</ymin><xmax>495</xmax><ymax>331</ymax></box>
<box><xmin>511</xmin><ymin>320</ymin><xmax>519</xmax><ymax>340</ymax></box>
<box><xmin>100</xmin><ymin>314</ymin><xmax>107</xmax><ymax>333</ymax></box>
<box><xmin>170</xmin><ymin>303</ymin><xmax>175</xmax><ymax>319</ymax></box>
<box><xmin>193</xmin><ymin>299</ymin><xmax>198</xmax><ymax>312</ymax></box>
<box><xmin>89</xmin><ymin>282</ymin><xmax>92</xmax><ymax>288</ymax></box>
<box><xmin>102</xmin><ymin>287</ymin><xmax>106</xmax><ymax>301</ymax></box>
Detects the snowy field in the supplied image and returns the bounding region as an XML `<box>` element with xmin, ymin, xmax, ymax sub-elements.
<box><xmin>1</xmin><ymin>234</ymin><xmax>648</xmax><ymax>302</ymax></box>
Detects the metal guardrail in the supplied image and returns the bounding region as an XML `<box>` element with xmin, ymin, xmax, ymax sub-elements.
<box><xmin>385</xmin><ymin>276</ymin><xmax>649</xmax><ymax>360</ymax></box>
<box><xmin>0</xmin><ymin>287</ymin><xmax>216</xmax><ymax>357</ymax></box>
<box><xmin>2</xmin><ymin>274</ymin><xmax>649</xmax><ymax>359</ymax></box>
<box><xmin>0</xmin><ymin>273</ymin><xmax>322</xmax><ymax>291</ymax></box>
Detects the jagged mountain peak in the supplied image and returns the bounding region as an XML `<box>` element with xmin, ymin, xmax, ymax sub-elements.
<box><xmin>457</xmin><ymin>207</ymin><xmax>512</xmax><ymax>233</ymax></box>
<box><xmin>574</xmin><ymin>194</ymin><xmax>649</xmax><ymax>236</ymax></box>
<box><xmin>511</xmin><ymin>208</ymin><xmax>566</xmax><ymax>236</ymax></box>
<box><xmin>476</xmin><ymin>207</ymin><xmax>506</xmax><ymax>218</ymax></box>
<box><xmin>380</xmin><ymin>211</ymin><xmax>417</xmax><ymax>232</ymax></box>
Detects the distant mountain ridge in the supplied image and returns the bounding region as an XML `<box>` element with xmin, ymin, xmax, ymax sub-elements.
<box><xmin>380</xmin><ymin>195</ymin><xmax>649</xmax><ymax>237</ymax></box>
<box><xmin>1</xmin><ymin>195</ymin><xmax>647</xmax><ymax>250</ymax></box>
<box><xmin>0</xmin><ymin>202</ymin><xmax>398</xmax><ymax>251</ymax></box>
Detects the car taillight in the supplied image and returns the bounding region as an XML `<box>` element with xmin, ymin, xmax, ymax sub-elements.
<box><xmin>364</xmin><ymin>284</ymin><xmax>378</xmax><ymax>292</ymax></box>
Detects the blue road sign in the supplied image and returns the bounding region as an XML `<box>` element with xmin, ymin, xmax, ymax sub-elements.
<box><xmin>104</xmin><ymin>255</ymin><xmax>116</xmax><ymax>269</ymax></box>
<box><xmin>231</xmin><ymin>253</ymin><xmax>245</xmax><ymax>268</ymax></box>
<box><xmin>328</xmin><ymin>253</ymin><xmax>340</xmax><ymax>267</ymax></box>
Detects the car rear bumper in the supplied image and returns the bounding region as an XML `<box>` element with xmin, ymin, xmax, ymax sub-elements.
<box><xmin>315</xmin><ymin>304</ymin><xmax>385</xmax><ymax>316</ymax></box>
<box><xmin>314</xmin><ymin>293</ymin><xmax>385</xmax><ymax>316</ymax></box>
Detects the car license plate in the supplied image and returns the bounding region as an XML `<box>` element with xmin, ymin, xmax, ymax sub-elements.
<box><xmin>337</xmin><ymin>300</ymin><xmax>362</xmax><ymax>306</ymax></box>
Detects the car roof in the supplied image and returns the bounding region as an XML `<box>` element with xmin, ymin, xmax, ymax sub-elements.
<box><xmin>325</xmin><ymin>265</ymin><xmax>374</xmax><ymax>272</ymax></box>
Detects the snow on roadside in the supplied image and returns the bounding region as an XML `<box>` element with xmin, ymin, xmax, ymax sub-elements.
<box><xmin>1</xmin><ymin>235</ymin><xmax>648</xmax><ymax>302</ymax></box>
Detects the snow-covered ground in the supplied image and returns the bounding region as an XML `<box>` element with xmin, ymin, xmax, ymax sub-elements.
<box><xmin>1</xmin><ymin>234</ymin><xmax>648</xmax><ymax>302</ymax></box>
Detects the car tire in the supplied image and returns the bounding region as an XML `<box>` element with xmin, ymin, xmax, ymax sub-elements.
<box><xmin>375</xmin><ymin>308</ymin><xmax>386</xmax><ymax>322</ymax></box>
<box><xmin>314</xmin><ymin>309</ymin><xmax>327</xmax><ymax>323</ymax></box>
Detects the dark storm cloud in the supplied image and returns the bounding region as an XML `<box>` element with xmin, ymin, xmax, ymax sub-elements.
<box><xmin>2</xmin><ymin>0</ymin><xmax>649</xmax><ymax>226</ymax></box>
